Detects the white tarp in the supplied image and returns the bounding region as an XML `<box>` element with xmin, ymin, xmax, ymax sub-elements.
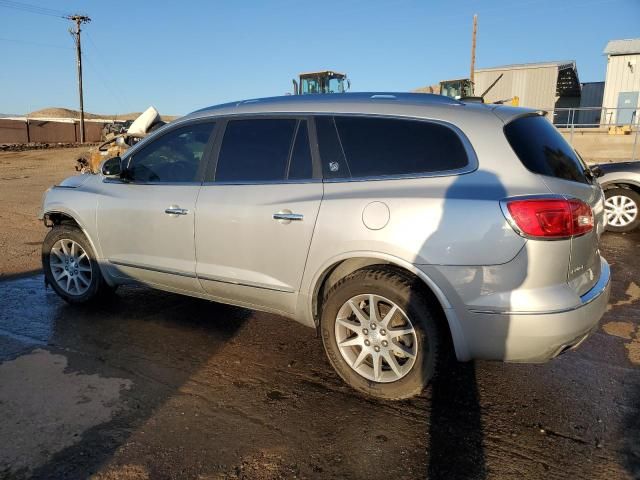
<box><xmin>127</xmin><ymin>106</ymin><xmax>161</xmax><ymax>135</ymax></box>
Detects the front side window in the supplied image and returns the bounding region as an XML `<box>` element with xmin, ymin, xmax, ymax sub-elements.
<box><xmin>316</xmin><ymin>116</ymin><xmax>469</xmax><ymax>179</ymax></box>
<box><xmin>215</xmin><ymin>119</ymin><xmax>312</xmax><ymax>183</ymax></box>
<box><xmin>126</xmin><ymin>123</ymin><xmax>214</xmax><ymax>183</ymax></box>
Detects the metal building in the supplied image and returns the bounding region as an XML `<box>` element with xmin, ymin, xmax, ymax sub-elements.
<box><xmin>577</xmin><ymin>81</ymin><xmax>605</xmax><ymax>126</ymax></box>
<box><xmin>602</xmin><ymin>38</ymin><xmax>640</xmax><ymax>126</ymax></box>
<box><xmin>474</xmin><ymin>61</ymin><xmax>581</xmax><ymax>120</ymax></box>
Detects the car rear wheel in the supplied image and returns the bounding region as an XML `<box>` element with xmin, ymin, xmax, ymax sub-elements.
<box><xmin>320</xmin><ymin>266</ymin><xmax>442</xmax><ymax>400</ymax></box>
<box><xmin>604</xmin><ymin>188</ymin><xmax>640</xmax><ymax>233</ymax></box>
<box><xmin>42</xmin><ymin>225</ymin><xmax>114</xmax><ymax>303</ymax></box>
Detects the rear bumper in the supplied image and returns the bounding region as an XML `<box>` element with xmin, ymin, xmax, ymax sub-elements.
<box><xmin>458</xmin><ymin>258</ymin><xmax>611</xmax><ymax>362</ymax></box>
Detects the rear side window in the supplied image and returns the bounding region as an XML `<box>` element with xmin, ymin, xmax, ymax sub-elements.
<box><xmin>316</xmin><ymin>116</ymin><xmax>469</xmax><ymax>179</ymax></box>
<box><xmin>215</xmin><ymin>119</ymin><xmax>297</xmax><ymax>182</ymax></box>
<box><xmin>504</xmin><ymin>115</ymin><xmax>589</xmax><ymax>184</ymax></box>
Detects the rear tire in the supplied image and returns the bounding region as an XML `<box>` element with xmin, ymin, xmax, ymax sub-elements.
<box><xmin>42</xmin><ymin>225</ymin><xmax>114</xmax><ymax>304</ymax></box>
<box><xmin>320</xmin><ymin>266</ymin><xmax>443</xmax><ymax>400</ymax></box>
<box><xmin>604</xmin><ymin>188</ymin><xmax>640</xmax><ymax>233</ymax></box>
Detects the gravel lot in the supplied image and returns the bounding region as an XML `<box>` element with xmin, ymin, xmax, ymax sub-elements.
<box><xmin>0</xmin><ymin>148</ymin><xmax>638</xmax><ymax>479</ymax></box>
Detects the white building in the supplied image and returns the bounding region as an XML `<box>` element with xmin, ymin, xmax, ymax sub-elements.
<box><xmin>602</xmin><ymin>38</ymin><xmax>640</xmax><ymax>126</ymax></box>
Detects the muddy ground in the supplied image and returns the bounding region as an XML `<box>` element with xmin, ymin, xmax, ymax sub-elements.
<box><xmin>0</xmin><ymin>149</ymin><xmax>639</xmax><ymax>479</ymax></box>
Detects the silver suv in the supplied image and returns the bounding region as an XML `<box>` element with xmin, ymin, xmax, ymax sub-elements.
<box><xmin>40</xmin><ymin>93</ymin><xmax>611</xmax><ymax>400</ymax></box>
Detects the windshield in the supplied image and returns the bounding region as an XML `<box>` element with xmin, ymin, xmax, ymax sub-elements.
<box><xmin>328</xmin><ymin>77</ymin><xmax>345</xmax><ymax>93</ymax></box>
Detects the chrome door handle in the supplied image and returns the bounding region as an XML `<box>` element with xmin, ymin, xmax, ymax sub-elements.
<box><xmin>165</xmin><ymin>206</ymin><xmax>189</xmax><ymax>216</ymax></box>
<box><xmin>273</xmin><ymin>211</ymin><xmax>303</xmax><ymax>222</ymax></box>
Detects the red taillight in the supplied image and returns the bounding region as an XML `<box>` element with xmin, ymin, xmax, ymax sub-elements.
<box><xmin>504</xmin><ymin>198</ymin><xmax>593</xmax><ymax>239</ymax></box>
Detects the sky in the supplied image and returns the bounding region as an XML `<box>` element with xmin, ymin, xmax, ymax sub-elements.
<box><xmin>0</xmin><ymin>0</ymin><xmax>638</xmax><ymax>116</ymax></box>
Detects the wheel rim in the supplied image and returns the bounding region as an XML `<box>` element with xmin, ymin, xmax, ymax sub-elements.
<box><xmin>335</xmin><ymin>294</ymin><xmax>418</xmax><ymax>383</ymax></box>
<box><xmin>605</xmin><ymin>195</ymin><xmax>638</xmax><ymax>227</ymax></box>
<box><xmin>49</xmin><ymin>239</ymin><xmax>92</xmax><ymax>296</ymax></box>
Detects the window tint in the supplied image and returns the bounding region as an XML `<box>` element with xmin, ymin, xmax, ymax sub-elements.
<box><xmin>504</xmin><ymin>115</ymin><xmax>589</xmax><ymax>184</ymax></box>
<box><xmin>127</xmin><ymin>123</ymin><xmax>214</xmax><ymax>183</ymax></box>
<box><xmin>215</xmin><ymin>119</ymin><xmax>297</xmax><ymax>182</ymax></box>
<box><xmin>287</xmin><ymin>121</ymin><xmax>313</xmax><ymax>180</ymax></box>
<box><xmin>317</xmin><ymin>116</ymin><xmax>468</xmax><ymax>179</ymax></box>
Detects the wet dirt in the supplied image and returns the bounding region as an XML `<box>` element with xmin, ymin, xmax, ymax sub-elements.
<box><xmin>0</xmin><ymin>149</ymin><xmax>639</xmax><ymax>479</ymax></box>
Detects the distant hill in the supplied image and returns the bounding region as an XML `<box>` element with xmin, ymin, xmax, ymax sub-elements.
<box><xmin>27</xmin><ymin>107</ymin><xmax>179</xmax><ymax>122</ymax></box>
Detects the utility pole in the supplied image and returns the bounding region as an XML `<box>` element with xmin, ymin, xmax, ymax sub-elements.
<box><xmin>470</xmin><ymin>14</ymin><xmax>477</xmax><ymax>94</ymax></box>
<box><xmin>67</xmin><ymin>14</ymin><xmax>91</xmax><ymax>143</ymax></box>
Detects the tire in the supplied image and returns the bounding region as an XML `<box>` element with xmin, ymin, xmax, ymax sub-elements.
<box><xmin>42</xmin><ymin>225</ymin><xmax>114</xmax><ymax>304</ymax></box>
<box><xmin>604</xmin><ymin>187</ymin><xmax>640</xmax><ymax>233</ymax></box>
<box><xmin>320</xmin><ymin>266</ymin><xmax>442</xmax><ymax>400</ymax></box>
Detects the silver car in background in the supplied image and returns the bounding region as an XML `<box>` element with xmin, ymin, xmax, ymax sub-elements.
<box><xmin>40</xmin><ymin>93</ymin><xmax>611</xmax><ymax>400</ymax></box>
<box><xmin>594</xmin><ymin>161</ymin><xmax>640</xmax><ymax>232</ymax></box>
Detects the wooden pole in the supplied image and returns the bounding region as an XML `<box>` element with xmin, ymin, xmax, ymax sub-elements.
<box><xmin>470</xmin><ymin>14</ymin><xmax>477</xmax><ymax>94</ymax></box>
<box><xmin>68</xmin><ymin>15</ymin><xmax>91</xmax><ymax>143</ymax></box>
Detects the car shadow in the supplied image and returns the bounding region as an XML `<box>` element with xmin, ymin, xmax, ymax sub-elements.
<box><xmin>416</xmin><ymin>171</ymin><xmax>523</xmax><ymax>479</ymax></box>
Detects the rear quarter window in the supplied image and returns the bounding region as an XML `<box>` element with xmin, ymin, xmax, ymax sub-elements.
<box><xmin>504</xmin><ymin>115</ymin><xmax>589</xmax><ymax>184</ymax></box>
<box><xmin>316</xmin><ymin>116</ymin><xmax>469</xmax><ymax>179</ymax></box>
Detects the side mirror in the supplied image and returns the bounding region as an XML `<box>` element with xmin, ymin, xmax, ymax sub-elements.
<box><xmin>101</xmin><ymin>156</ymin><xmax>122</xmax><ymax>177</ymax></box>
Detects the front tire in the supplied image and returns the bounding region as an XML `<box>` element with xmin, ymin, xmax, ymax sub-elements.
<box><xmin>42</xmin><ymin>225</ymin><xmax>113</xmax><ymax>304</ymax></box>
<box><xmin>604</xmin><ymin>188</ymin><xmax>640</xmax><ymax>233</ymax></box>
<box><xmin>320</xmin><ymin>266</ymin><xmax>442</xmax><ymax>400</ymax></box>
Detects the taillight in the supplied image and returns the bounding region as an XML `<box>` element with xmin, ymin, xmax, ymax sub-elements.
<box><xmin>502</xmin><ymin>197</ymin><xmax>593</xmax><ymax>239</ymax></box>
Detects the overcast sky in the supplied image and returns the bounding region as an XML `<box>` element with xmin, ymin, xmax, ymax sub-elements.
<box><xmin>1</xmin><ymin>0</ymin><xmax>638</xmax><ymax>115</ymax></box>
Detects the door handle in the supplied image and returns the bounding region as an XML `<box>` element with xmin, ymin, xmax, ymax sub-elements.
<box><xmin>165</xmin><ymin>206</ymin><xmax>189</xmax><ymax>216</ymax></box>
<box><xmin>273</xmin><ymin>211</ymin><xmax>303</xmax><ymax>223</ymax></box>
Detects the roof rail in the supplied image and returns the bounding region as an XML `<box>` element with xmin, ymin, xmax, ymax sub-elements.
<box><xmin>190</xmin><ymin>92</ymin><xmax>463</xmax><ymax>115</ymax></box>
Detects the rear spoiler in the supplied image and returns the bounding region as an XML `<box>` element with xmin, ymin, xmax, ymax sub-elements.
<box><xmin>492</xmin><ymin>106</ymin><xmax>547</xmax><ymax>125</ymax></box>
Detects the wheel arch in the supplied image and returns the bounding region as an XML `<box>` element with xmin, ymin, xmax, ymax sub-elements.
<box><xmin>42</xmin><ymin>209</ymin><xmax>114</xmax><ymax>286</ymax></box>
<box><xmin>601</xmin><ymin>181</ymin><xmax>640</xmax><ymax>194</ymax></box>
<box><xmin>309</xmin><ymin>252</ymin><xmax>470</xmax><ymax>361</ymax></box>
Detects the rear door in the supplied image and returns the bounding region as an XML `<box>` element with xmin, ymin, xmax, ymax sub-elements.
<box><xmin>504</xmin><ymin>114</ymin><xmax>604</xmax><ymax>296</ymax></box>
<box><xmin>194</xmin><ymin>117</ymin><xmax>323</xmax><ymax>314</ymax></box>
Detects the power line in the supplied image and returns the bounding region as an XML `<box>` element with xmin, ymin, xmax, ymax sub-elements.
<box><xmin>0</xmin><ymin>36</ymin><xmax>72</xmax><ymax>50</ymax></box>
<box><xmin>84</xmin><ymin>30</ymin><xmax>131</xmax><ymax>110</ymax></box>
<box><xmin>0</xmin><ymin>0</ymin><xmax>70</xmax><ymax>18</ymax></box>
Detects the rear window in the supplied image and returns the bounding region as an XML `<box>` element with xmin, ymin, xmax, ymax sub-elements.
<box><xmin>504</xmin><ymin>115</ymin><xmax>589</xmax><ymax>184</ymax></box>
<box><xmin>215</xmin><ymin>119</ymin><xmax>296</xmax><ymax>182</ymax></box>
<box><xmin>316</xmin><ymin>116</ymin><xmax>469</xmax><ymax>179</ymax></box>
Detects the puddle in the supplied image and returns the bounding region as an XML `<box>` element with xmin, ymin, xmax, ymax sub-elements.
<box><xmin>0</xmin><ymin>349</ymin><xmax>132</xmax><ymax>474</ymax></box>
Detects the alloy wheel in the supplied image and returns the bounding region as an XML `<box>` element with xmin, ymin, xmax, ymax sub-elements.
<box><xmin>49</xmin><ymin>239</ymin><xmax>92</xmax><ymax>296</ymax></box>
<box><xmin>334</xmin><ymin>294</ymin><xmax>418</xmax><ymax>383</ymax></box>
<box><xmin>605</xmin><ymin>194</ymin><xmax>638</xmax><ymax>227</ymax></box>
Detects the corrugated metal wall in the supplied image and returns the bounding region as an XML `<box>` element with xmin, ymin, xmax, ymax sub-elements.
<box><xmin>602</xmin><ymin>54</ymin><xmax>640</xmax><ymax>124</ymax></box>
<box><xmin>0</xmin><ymin>119</ymin><xmax>105</xmax><ymax>144</ymax></box>
<box><xmin>577</xmin><ymin>82</ymin><xmax>605</xmax><ymax>126</ymax></box>
<box><xmin>474</xmin><ymin>65</ymin><xmax>559</xmax><ymax>109</ymax></box>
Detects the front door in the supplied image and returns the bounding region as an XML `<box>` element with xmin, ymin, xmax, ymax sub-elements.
<box><xmin>195</xmin><ymin>118</ymin><xmax>322</xmax><ymax>314</ymax></box>
<box><xmin>617</xmin><ymin>91</ymin><xmax>639</xmax><ymax>125</ymax></box>
<box><xmin>97</xmin><ymin>121</ymin><xmax>216</xmax><ymax>292</ymax></box>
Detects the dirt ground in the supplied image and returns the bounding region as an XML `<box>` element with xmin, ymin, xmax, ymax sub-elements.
<box><xmin>0</xmin><ymin>149</ymin><xmax>639</xmax><ymax>479</ymax></box>
<box><xmin>0</xmin><ymin>147</ymin><xmax>87</xmax><ymax>279</ymax></box>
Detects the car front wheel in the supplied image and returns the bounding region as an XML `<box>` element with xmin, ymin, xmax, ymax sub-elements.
<box><xmin>604</xmin><ymin>187</ymin><xmax>640</xmax><ymax>233</ymax></box>
<box><xmin>42</xmin><ymin>225</ymin><xmax>114</xmax><ymax>303</ymax></box>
